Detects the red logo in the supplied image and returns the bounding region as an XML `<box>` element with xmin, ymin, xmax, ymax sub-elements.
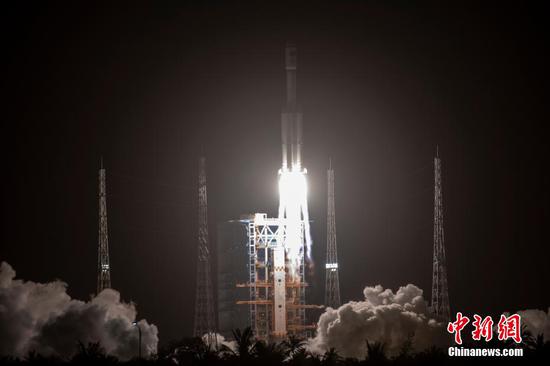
<box><xmin>497</xmin><ymin>314</ymin><xmax>522</xmax><ymax>343</ymax></box>
<box><xmin>447</xmin><ymin>312</ymin><xmax>470</xmax><ymax>344</ymax></box>
<box><xmin>472</xmin><ymin>314</ymin><xmax>494</xmax><ymax>342</ymax></box>
<box><xmin>447</xmin><ymin>313</ymin><xmax>522</xmax><ymax>344</ymax></box>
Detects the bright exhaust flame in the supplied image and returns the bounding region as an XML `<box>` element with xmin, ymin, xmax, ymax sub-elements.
<box><xmin>278</xmin><ymin>166</ymin><xmax>312</xmax><ymax>281</ymax></box>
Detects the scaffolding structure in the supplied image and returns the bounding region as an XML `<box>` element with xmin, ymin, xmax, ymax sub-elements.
<box><xmin>234</xmin><ymin>43</ymin><xmax>321</xmax><ymax>342</ymax></box>
<box><xmin>236</xmin><ymin>213</ymin><xmax>319</xmax><ymax>342</ymax></box>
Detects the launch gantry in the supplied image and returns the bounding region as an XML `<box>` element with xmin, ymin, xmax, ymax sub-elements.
<box><xmin>236</xmin><ymin>214</ymin><xmax>319</xmax><ymax>342</ymax></box>
<box><xmin>236</xmin><ymin>43</ymin><xmax>321</xmax><ymax>342</ymax></box>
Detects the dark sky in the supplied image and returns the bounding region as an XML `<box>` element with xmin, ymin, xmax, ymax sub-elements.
<box><xmin>2</xmin><ymin>2</ymin><xmax>549</xmax><ymax>345</ymax></box>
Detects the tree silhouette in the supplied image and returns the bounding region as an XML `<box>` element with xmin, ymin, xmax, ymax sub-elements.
<box><xmin>253</xmin><ymin>341</ymin><xmax>286</xmax><ymax>366</ymax></box>
<box><xmin>71</xmin><ymin>342</ymin><xmax>117</xmax><ymax>366</ymax></box>
<box><xmin>24</xmin><ymin>351</ymin><xmax>62</xmax><ymax>366</ymax></box>
<box><xmin>365</xmin><ymin>340</ymin><xmax>387</xmax><ymax>365</ymax></box>
<box><xmin>169</xmin><ymin>337</ymin><xmax>222</xmax><ymax>366</ymax></box>
<box><xmin>230</xmin><ymin>327</ymin><xmax>256</xmax><ymax>361</ymax></box>
<box><xmin>283</xmin><ymin>335</ymin><xmax>306</xmax><ymax>359</ymax></box>
<box><xmin>4</xmin><ymin>327</ymin><xmax>550</xmax><ymax>366</ymax></box>
<box><xmin>321</xmin><ymin>348</ymin><xmax>341</xmax><ymax>366</ymax></box>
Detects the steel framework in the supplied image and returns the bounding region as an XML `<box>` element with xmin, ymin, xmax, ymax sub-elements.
<box><xmin>193</xmin><ymin>157</ymin><xmax>217</xmax><ymax>340</ymax></box>
<box><xmin>235</xmin><ymin>43</ymin><xmax>321</xmax><ymax>342</ymax></box>
<box><xmin>237</xmin><ymin>214</ymin><xmax>318</xmax><ymax>342</ymax></box>
<box><xmin>430</xmin><ymin>149</ymin><xmax>450</xmax><ymax>320</ymax></box>
<box><xmin>97</xmin><ymin>159</ymin><xmax>111</xmax><ymax>294</ymax></box>
<box><xmin>325</xmin><ymin>161</ymin><xmax>341</xmax><ymax>308</ymax></box>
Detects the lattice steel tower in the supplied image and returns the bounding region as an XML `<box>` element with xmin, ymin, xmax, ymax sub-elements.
<box><xmin>325</xmin><ymin>160</ymin><xmax>341</xmax><ymax>308</ymax></box>
<box><xmin>430</xmin><ymin>149</ymin><xmax>450</xmax><ymax>320</ymax></box>
<box><xmin>193</xmin><ymin>156</ymin><xmax>216</xmax><ymax>339</ymax></box>
<box><xmin>97</xmin><ymin>159</ymin><xmax>111</xmax><ymax>294</ymax></box>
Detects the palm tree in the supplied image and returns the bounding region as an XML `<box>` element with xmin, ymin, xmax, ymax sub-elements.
<box><xmin>71</xmin><ymin>341</ymin><xmax>118</xmax><ymax>365</ymax></box>
<box><xmin>253</xmin><ymin>340</ymin><xmax>286</xmax><ymax>366</ymax></box>
<box><xmin>169</xmin><ymin>337</ymin><xmax>220</xmax><ymax>366</ymax></box>
<box><xmin>283</xmin><ymin>335</ymin><xmax>306</xmax><ymax>360</ymax></box>
<box><xmin>394</xmin><ymin>333</ymin><xmax>413</xmax><ymax>362</ymax></box>
<box><xmin>321</xmin><ymin>348</ymin><xmax>341</xmax><ymax>366</ymax></box>
<box><xmin>287</xmin><ymin>348</ymin><xmax>311</xmax><ymax>366</ymax></box>
<box><xmin>365</xmin><ymin>340</ymin><xmax>386</xmax><ymax>364</ymax></box>
<box><xmin>231</xmin><ymin>327</ymin><xmax>256</xmax><ymax>361</ymax></box>
<box><xmin>24</xmin><ymin>351</ymin><xmax>63</xmax><ymax>366</ymax></box>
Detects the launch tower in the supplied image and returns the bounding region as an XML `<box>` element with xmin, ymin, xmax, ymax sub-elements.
<box><xmin>236</xmin><ymin>43</ymin><xmax>320</xmax><ymax>342</ymax></box>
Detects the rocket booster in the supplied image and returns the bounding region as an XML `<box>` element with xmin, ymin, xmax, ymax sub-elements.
<box><xmin>281</xmin><ymin>43</ymin><xmax>303</xmax><ymax>171</ymax></box>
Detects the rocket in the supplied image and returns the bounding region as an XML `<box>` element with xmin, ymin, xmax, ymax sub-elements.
<box><xmin>281</xmin><ymin>42</ymin><xmax>303</xmax><ymax>172</ymax></box>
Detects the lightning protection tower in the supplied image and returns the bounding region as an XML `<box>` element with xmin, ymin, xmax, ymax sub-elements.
<box><xmin>193</xmin><ymin>156</ymin><xmax>217</xmax><ymax>341</ymax></box>
<box><xmin>97</xmin><ymin>159</ymin><xmax>111</xmax><ymax>294</ymax></box>
<box><xmin>430</xmin><ymin>148</ymin><xmax>450</xmax><ymax>320</ymax></box>
<box><xmin>325</xmin><ymin>160</ymin><xmax>341</xmax><ymax>308</ymax></box>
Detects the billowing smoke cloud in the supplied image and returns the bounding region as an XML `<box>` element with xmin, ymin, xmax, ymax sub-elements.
<box><xmin>0</xmin><ymin>262</ymin><xmax>158</xmax><ymax>360</ymax></box>
<box><xmin>307</xmin><ymin>284</ymin><xmax>447</xmax><ymax>359</ymax></box>
<box><xmin>516</xmin><ymin>308</ymin><xmax>550</xmax><ymax>341</ymax></box>
<box><xmin>201</xmin><ymin>333</ymin><xmax>237</xmax><ymax>353</ymax></box>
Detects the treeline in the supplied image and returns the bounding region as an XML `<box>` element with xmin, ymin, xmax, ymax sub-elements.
<box><xmin>1</xmin><ymin>327</ymin><xmax>548</xmax><ymax>365</ymax></box>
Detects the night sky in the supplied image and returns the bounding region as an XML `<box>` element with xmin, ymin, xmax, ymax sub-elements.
<box><xmin>2</xmin><ymin>2</ymin><xmax>549</xmax><ymax>345</ymax></box>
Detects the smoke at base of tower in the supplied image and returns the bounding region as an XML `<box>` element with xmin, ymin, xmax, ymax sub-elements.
<box><xmin>0</xmin><ymin>262</ymin><xmax>158</xmax><ymax>360</ymax></box>
<box><xmin>307</xmin><ymin>283</ymin><xmax>550</xmax><ymax>359</ymax></box>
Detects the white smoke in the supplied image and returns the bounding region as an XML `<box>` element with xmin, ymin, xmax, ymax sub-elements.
<box><xmin>307</xmin><ymin>284</ymin><xmax>447</xmax><ymax>359</ymax></box>
<box><xmin>201</xmin><ymin>333</ymin><xmax>237</xmax><ymax>353</ymax></box>
<box><xmin>0</xmin><ymin>262</ymin><xmax>158</xmax><ymax>360</ymax></box>
<box><xmin>516</xmin><ymin>308</ymin><xmax>550</xmax><ymax>341</ymax></box>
